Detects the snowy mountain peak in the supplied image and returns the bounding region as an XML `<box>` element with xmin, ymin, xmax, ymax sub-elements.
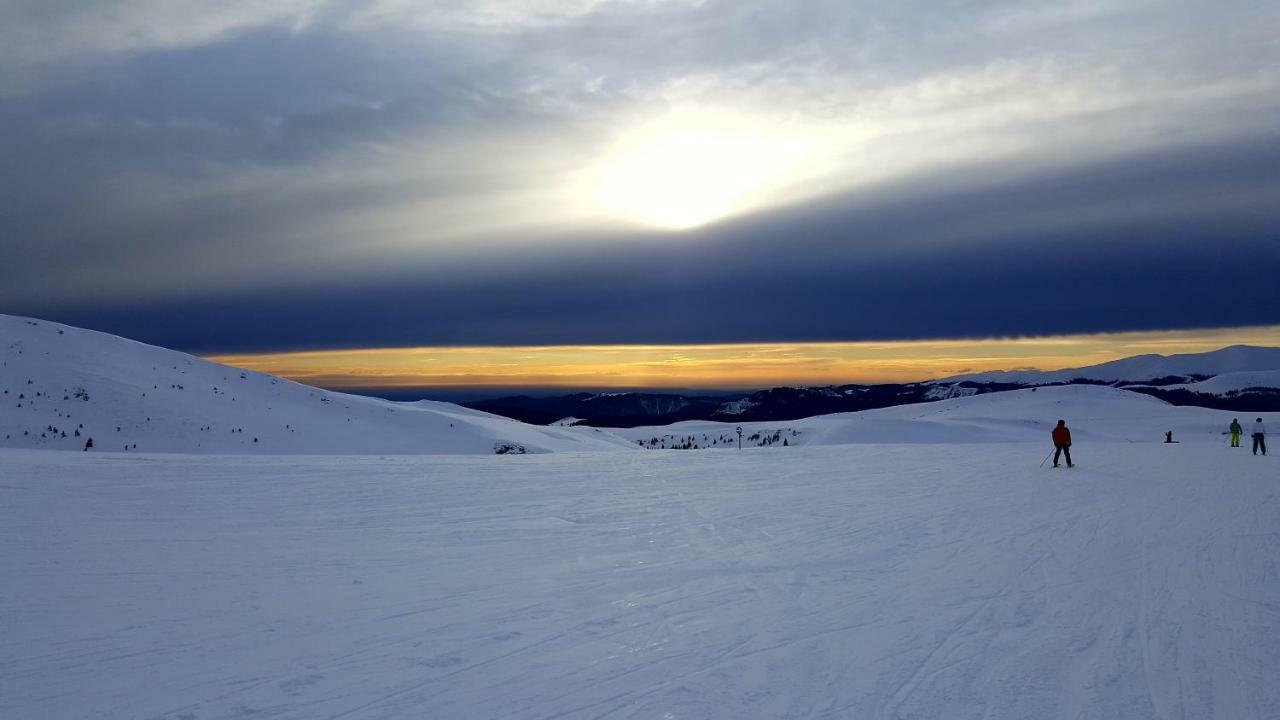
<box><xmin>937</xmin><ymin>344</ymin><xmax>1280</xmax><ymax>385</ymax></box>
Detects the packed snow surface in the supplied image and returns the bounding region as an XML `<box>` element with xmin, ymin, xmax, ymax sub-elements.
<box><xmin>4</xmin><ymin>440</ymin><xmax>1278</xmax><ymax>719</ymax></box>
<box><xmin>0</xmin><ymin>314</ymin><xmax>634</xmax><ymax>455</ymax></box>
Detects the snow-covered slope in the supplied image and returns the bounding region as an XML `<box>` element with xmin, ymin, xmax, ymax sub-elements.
<box><xmin>5</xmin><ymin>443</ymin><xmax>1277</xmax><ymax>719</ymax></box>
<box><xmin>938</xmin><ymin>344</ymin><xmax>1280</xmax><ymax>385</ymax></box>
<box><xmin>1159</xmin><ymin>369</ymin><xmax>1280</xmax><ymax>396</ymax></box>
<box><xmin>801</xmin><ymin>385</ymin><xmax>1226</xmax><ymax>445</ymax></box>
<box><xmin>615</xmin><ymin>385</ymin><xmax>1242</xmax><ymax>448</ymax></box>
<box><xmin>0</xmin><ymin>315</ymin><xmax>634</xmax><ymax>455</ymax></box>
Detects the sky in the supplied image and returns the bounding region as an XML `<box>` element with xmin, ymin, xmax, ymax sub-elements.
<box><xmin>212</xmin><ymin>326</ymin><xmax>1280</xmax><ymax>392</ymax></box>
<box><xmin>3</xmin><ymin>1</ymin><xmax>1279</xmax><ymax>391</ymax></box>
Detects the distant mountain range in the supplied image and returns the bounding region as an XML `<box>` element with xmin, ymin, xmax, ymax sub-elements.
<box><xmin>944</xmin><ymin>345</ymin><xmax>1280</xmax><ymax>384</ymax></box>
<box><xmin>463</xmin><ymin>384</ymin><xmax>949</xmax><ymax>427</ymax></box>
<box><xmin>464</xmin><ymin>345</ymin><xmax>1280</xmax><ymax>427</ymax></box>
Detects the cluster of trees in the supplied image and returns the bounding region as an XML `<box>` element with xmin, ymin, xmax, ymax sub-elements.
<box><xmin>636</xmin><ymin>429</ymin><xmax>800</xmax><ymax>450</ymax></box>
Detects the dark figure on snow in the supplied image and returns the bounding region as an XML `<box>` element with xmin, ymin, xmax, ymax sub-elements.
<box><xmin>1230</xmin><ymin>419</ymin><xmax>1243</xmax><ymax>448</ymax></box>
<box><xmin>1052</xmin><ymin>420</ymin><xmax>1073</xmax><ymax>468</ymax></box>
<box><xmin>1252</xmin><ymin>418</ymin><xmax>1267</xmax><ymax>456</ymax></box>
<box><xmin>84</xmin><ymin>437</ymin><xmax>93</xmax><ymax>451</ymax></box>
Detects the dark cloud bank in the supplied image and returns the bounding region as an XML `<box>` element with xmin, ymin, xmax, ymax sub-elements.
<box><xmin>12</xmin><ymin>133</ymin><xmax>1280</xmax><ymax>354</ymax></box>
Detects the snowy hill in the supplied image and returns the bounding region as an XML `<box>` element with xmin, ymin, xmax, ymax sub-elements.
<box><xmin>1158</xmin><ymin>369</ymin><xmax>1280</xmax><ymax>395</ymax></box>
<box><xmin>938</xmin><ymin>344</ymin><xmax>1280</xmax><ymax>385</ymax></box>
<box><xmin>801</xmin><ymin>385</ymin><xmax>1225</xmax><ymax>446</ymax></box>
<box><xmin>0</xmin><ymin>315</ymin><xmax>634</xmax><ymax>455</ymax></box>
<box><xmin>615</xmin><ymin>385</ymin><xmax>1242</xmax><ymax>449</ymax></box>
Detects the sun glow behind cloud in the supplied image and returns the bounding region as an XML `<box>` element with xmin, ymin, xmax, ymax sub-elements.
<box><xmin>207</xmin><ymin>326</ymin><xmax>1280</xmax><ymax>391</ymax></box>
<box><xmin>5</xmin><ymin>0</ymin><xmax>1280</xmax><ymax>351</ymax></box>
<box><xmin>8</xmin><ymin>0</ymin><xmax>1279</xmax><ymax>306</ymax></box>
<box><xmin>586</xmin><ymin>109</ymin><xmax>826</xmax><ymax>229</ymax></box>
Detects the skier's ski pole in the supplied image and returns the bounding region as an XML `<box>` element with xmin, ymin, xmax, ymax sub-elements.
<box><xmin>1039</xmin><ymin>448</ymin><xmax>1054</xmax><ymax>468</ymax></box>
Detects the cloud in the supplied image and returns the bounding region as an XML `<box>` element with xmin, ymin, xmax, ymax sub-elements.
<box><xmin>16</xmin><ymin>131</ymin><xmax>1280</xmax><ymax>353</ymax></box>
<box><xmin>0</xmin><ymin>1</ymin><xmax>326</xmax><ymax>92</ymax></box>
<box><xmin>1</xmin><ymin>0</ymin><xmax>1278</xmax><ymax>349</ymax></box>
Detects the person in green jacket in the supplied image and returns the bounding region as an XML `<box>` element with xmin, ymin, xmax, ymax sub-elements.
<box><xmin>1229</xmin><ymin>419</ymin><xmax>1243</xmax><ymax>448</ymax></box>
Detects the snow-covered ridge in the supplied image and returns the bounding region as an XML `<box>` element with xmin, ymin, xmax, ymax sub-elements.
<box><xmin>0</xmin><ymin>314</ymin><xmax>635</xmax><ymax>455</ymax></box>
<box><xmin>1159</xmin><ymin>369</ymin><xmax>1280</xmax><ymax>395</ymax></box>
<box><xmin>615</xmin><ymin>384</ymin><xmax>1252</xmax><ymax>448</ymax></box>
<box><xmin>924</xmin><ymin>384</ymin><xmax>979</xmax><ymax>400</ymax></box>
<box><xmin>717</xmin><ymin>398</ymin><xmax>757</xmax><ymax>415</ymax></box>
<box><xmin>936</xmin><ymin>344</ymin><xmax>1280</xmax><ymax>385</ymax></box>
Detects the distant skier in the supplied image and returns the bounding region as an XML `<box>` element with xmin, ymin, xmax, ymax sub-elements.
<box><xmin>1252</xmin><ymin>418</ymin><xmax>1267</xmax><ymax>456</ymax></box>
<box><xmin>1052</xmin><ymin>419</ymin><xmax>1073</xmax><ymax>468</ymax></box>
<box><xmin>1229</xmin><ymin>419</ymin><xmax>1243</xmax><ymax>448</ymax></box>
<box><xmin>84</xmin><ymin>437</ymin><xmax>93</xmax><ymax>451</ymax></box>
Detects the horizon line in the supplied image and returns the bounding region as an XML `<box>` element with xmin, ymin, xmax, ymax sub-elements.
<box><xmin>205</xmin><ymin>326</ymin><xmax>1280</xmax><ymax>393</ymax></box>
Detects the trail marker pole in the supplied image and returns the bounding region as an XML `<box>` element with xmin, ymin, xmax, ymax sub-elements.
<box><xmin>737</xmin><ymin>426</ymin><xmax>743</xmax><ymax>451</ymax></box>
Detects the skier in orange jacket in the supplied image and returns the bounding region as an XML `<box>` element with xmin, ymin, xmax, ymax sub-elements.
<box><xmin>1051</xmin><ymin>420</ymin><xmax>1073</xmax><ymax>468</ymax></box>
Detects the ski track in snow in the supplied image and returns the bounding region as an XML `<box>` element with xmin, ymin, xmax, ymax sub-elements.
<box><xmin>2</xmin><ymin>444</ymin><xmax>1279</xmax><ymax>719</ymax></box>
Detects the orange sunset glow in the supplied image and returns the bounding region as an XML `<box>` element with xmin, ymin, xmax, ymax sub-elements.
<box><xmin>208</xmin><ymin>325</ymin><xmax>1280</xmax><ymax>391</ymax></box>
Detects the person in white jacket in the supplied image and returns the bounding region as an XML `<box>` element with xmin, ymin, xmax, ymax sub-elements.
<box><xmin>1252</xmin><ymin>418</ymin><xmax>1267</xmax><ymax>456</ymax></box>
